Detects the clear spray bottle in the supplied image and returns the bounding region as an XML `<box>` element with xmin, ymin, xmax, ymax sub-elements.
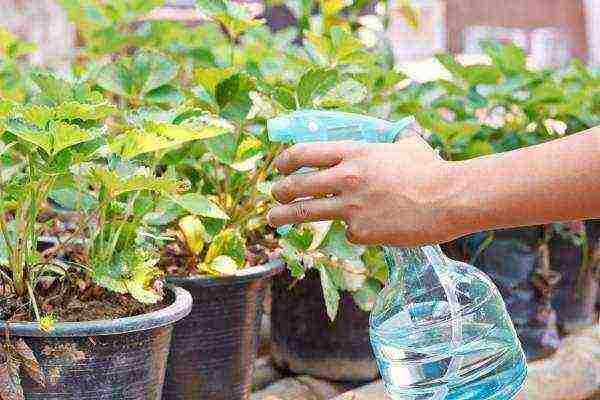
<box><xmin>267</xmin><ymin>110</ymin><xmax>527</xmax><ymax>400</ymax></box>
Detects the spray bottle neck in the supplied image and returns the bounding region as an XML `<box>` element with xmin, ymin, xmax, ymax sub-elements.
<box><xmin>383</xmin><ymin>245</ymin><xmax>447</xmax><ymax>286</ymax></box>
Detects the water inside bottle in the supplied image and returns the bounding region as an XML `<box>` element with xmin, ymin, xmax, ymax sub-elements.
<box><xmin>370</xmin><ymin>256</ymin><xmax>527</xmax><ymax>400</ymax></box>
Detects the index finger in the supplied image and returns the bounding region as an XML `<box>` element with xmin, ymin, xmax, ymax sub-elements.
<box><xmin>275</xmin><ymin>141</ymin><xmax>363</xmax><ymax>175</ymax></box>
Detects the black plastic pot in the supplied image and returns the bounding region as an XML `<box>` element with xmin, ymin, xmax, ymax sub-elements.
<box><xmin>464</xmin><ymin>227</ymin><xmax>562</xmax><ymax>361</ymax></box>
<box><xmin>163</xmin><ymin>260</ymin><xmax>283</xmax><ymax>400</ymax></box>
<box><xmin>271</xmin><ymin>269</ymin><xmax>379</xmax><ymax>382</ymax></box>
<box><xmin>549</xmin><ymin>222</ymin><xmax>600</xmax><ymax>334</ymax></box>
<box><xmin>0</xmin><ymin>286</ymin><xmax>192</xmax><ymax>400</ymax></box>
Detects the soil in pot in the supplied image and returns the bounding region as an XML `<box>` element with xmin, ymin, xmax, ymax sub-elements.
<box><xmin>0</xmin><ymin>286</ymin><xmax>192</xmax><ymax>400</ymax></box>
<box><xmin>271</xmin><ymin>268</ymin><xmax>379</xmax><ymax>382</ymax></box>
<box><xmin>162</xmin><ymin>261</ymin><xmax>283</xmax><ymax>400</ymax></box>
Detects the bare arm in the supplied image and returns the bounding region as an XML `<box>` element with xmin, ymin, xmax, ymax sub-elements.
<box><xmin>268</xmin><ymin>125</ymin><xmax>600</xmax><ymax>246</ymax></box>
<box><xmin>447</xmin><ymin>125</ymin><xmax>600</xmax><ymax>236</ymax></box>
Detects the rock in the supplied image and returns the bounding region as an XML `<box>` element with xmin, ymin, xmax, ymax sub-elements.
<box><xmin>253</xmin><ymin>357</ymin><xmax>284</xmax><ymax>392</ymax></box>
<box><xmin>333</xmin><ymin>327</ymin><xmax>600</xmax><ymax>400</ymax></box>
<box><xmin>251</xmin><ymin>376</ymin><xmax>354</xmax><ymax>400</ymax></box>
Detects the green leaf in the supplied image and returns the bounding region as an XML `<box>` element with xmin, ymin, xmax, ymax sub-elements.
<box><xmin>435</xmin><ymin>54</ymin><xmax>466</xmax><ymax>80</ymax></box>
<box><xmin>316</xmin><ymin>79</ymin><xmax>367</xmax><ymax>107</ymax></box>
<box><xmin>20</xmin><ymin>105</ymin><xmax>53</xmax><ymax>129</ymax></box>
<box><xmin>109</xmin><ymin>118</ymin><xmax>230</xmax><ymax>159</ymax></box>
<box><xmin>143</xmin><ymin>85</ymin><xmax>184</xmax><ymax>105</ymax></box>
<box><xmin>90</xmin><ymin>169</ymin><xmax>181</xmax><ymax>197</ymax></box>
<box><xmin>4</xmin><ymin>119</ymin><xmax>52</xmax><ymax>153</ymax></box>
<box><xmin>317</xmin><ymin>262</ymin><xmax>340</xmax><ymax>321</ymax></box>
<box><xmin>352</xmin><ymin>278</ymin><xmax>381</xmax><ymax>311</ymax></box>
<box><xmin>195</xmin><ymin>67</ymin><xmax>235</xmax><ymax>96</ymax></box>
<box><xmin>135</xmin><ymin>51</ymin><xmax>179</xmax><ymax>95</ymax></box>
<box><xmin>464</xmin><ymin>65</ymin><xmax>501</xmax><ymax>86</ymax></box>
<box><xmin>297</xmin><ymin>68</ymin><xmax>339</xmax><ymax>107</ymax></box>
<box><xmin>171</xmin><ymin>193</ymin><xmax>229</xmax><ymax>220</ymax></box>
<box><xmin>330</xmin><ymin>26</ymin><xmax>364</xmax><ymax>62</ymax></box>
<box><xmin>321</xmin><ymin>221</ymin><xmax>365</xmax><ymax>260</ymax></box>
<box><xmin>481</xmin><ymin>41</ymin><xmax>527</xmax><ymax>76</ymax></box>
<box><xmin>91</xmin><ymin>251</ymin><xmax>163</xmax><ymax>304</ymax></box>
<box><xmin>178</xmin><ymin>215</ymin><xmax>206</xmax><ymax>254</ymax></box>
<box><xmin>54</xmin><ymin>101</ymin><xmax>116</xmax><ymax>121</ymax></box>
<box><xmin>50</xmin><ymin>121</ymin><xmax>95</xmax><ymax>155</ymax></box>
<box><xmin>204</xmin><ymin>228</ymin><xmax>245</xmax><ymax>266</ymax></box>
<box><xmin>363</xmin><ymin>246</ymin><xmax>388</xmax><ymax>284</ymax></box>
<box><xmin>215</xmin><ymin>73</ymin><xmax>255</xmax><ymax>122</ymax></box>
<box><xmin>49</xmin><ymin>187</ymin><xmax>98</xmax><ymax>212</ymax></box>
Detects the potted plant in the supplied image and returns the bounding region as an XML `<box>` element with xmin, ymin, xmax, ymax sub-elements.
<box><xmin>65</xmin><ymin>2</ymin><xmax>291</xmax><ymax>398</ymax></box>
<box><xmin>0</xmin><ymin>68</ymin><xmax>199</xmax><ymax>400</ymax></box>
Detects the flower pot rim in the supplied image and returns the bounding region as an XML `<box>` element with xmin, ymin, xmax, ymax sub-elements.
<box><xmin>167</xmin><ymin>259</ymin><xmax>285</xmax><ymax>287</ymax></box>
<box><xmin>0</xmin><ymin>285</ymin><xmax>192</xmax><ymax>338</ymax></box>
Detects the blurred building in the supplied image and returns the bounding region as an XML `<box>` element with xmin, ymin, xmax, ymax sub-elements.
<box><xmin>0</xmin><ymin>0</ymin><xmax>598</xmax><ymax>72</ymax></box>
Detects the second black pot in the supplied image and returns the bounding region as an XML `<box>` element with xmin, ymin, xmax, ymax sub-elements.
<box><xmin>271</xmin><ymin>269</ymin><xmax>379</xmax><ymax>382</ymax></box>
<box><xmin>163</xmin><ymin>261</ymin><xmax>283</xmax><ymax>400</ymax></box>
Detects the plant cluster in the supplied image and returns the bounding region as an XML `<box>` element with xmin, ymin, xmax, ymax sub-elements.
<box><xmin>1</xmin><ymin>0</ymin><xmax>598</xmax><ymax>330</ymax></box>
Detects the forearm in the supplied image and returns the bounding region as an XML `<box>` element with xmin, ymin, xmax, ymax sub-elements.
<box><xmin>446</xmin><ymin>126</ymin><xmax>600</xmax><ymax>236</ymax></box>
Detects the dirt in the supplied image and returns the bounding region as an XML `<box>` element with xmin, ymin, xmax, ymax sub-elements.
<box><xmin>0</xmin><ymin>277</ymin><xmax>168</xmax><ymax>324</ymax></box>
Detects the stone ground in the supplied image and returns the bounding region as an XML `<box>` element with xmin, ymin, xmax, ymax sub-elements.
<box><xmin>252</xmin><ymin>320</ymin><xmax>599</xmax><ymax>400</ymax></box>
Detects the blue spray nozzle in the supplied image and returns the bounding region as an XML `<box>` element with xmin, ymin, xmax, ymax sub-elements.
<box><xmin>267</xmin><ymin>110</ymin><xmax>415</xmax><ymax>145</ymax></box>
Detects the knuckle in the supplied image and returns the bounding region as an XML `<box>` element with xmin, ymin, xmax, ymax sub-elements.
<box><xmin>273</xmin><ymin>176</ymin><xmax>294</xmax><ymax>202</ymax></box>
<box><xmin>293</xmin><ymin>202</ymin><xmax>311</xmax><ymax>220</ymax></box>
<box><xmin>345</xmin><ymin>223</ymin><xmax>362</xmax><ymax>244</ymax></box>
<box><xmin>339</xmin><ymin>163</ymin><xmax>364</xmax><ymax>189</ymax></box>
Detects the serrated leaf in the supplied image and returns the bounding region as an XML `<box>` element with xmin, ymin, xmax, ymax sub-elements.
<box><xmin>435</xmin><ymin>54</ymin><xmax>466</xmax><ymax>80</ymax></box>
<box><xmin>91</xmin><ymin>169</ymin><xmax>180</xmax><ymax>197</ymax></box>
<box><xmin>54</xmin><ymin>101</ymin><xmax>116</xmax><ymax>121</ymax></box>
<box><xmin>13</xmin><ymin>340</ymin><xmax>44</xmax><ymax>388</ymax></box>
<box><xmin>204</xmin><ymin>228</ymin><xmax>245</xmax><ymax>266</ymax></box>
<box><xmin>330</xmin><ymin>26</ymin><xmax>363</xmax><ymax>61</ymax></box>
<box><xmin>143</xmin><ymin>85</ymin><xmax>183</xmax><ymax>105</ymax></box>
<box><xmin>91</xmin><ymin>252</ymin><xmax>163</xmax><ymax>304</ymax></box>
<box><xmin>20</xmin><ymin>105</ymin><xmax>53</xmax><ymax>129</ymax></box>
<box><xmin>297</xmin><ymin>68</ymin><xmax>339</xmax><ymax>107</ymax></box>
<box><xmin>50</xmin><ymin>121</ymin><xmax>95</xmax><ymax>155</ymax></box>
<box><xmin>178</xmin><ymin>215</ymin><xmax>206</xmax><ymax>254</ymax></box>
<box><xmin>172</xmin><ymin>193</ymin><xmax>229</xmax><ymax>220</ymax></box>
<box><xmin>216</xmin><ymin>73</ymin><xmax>255</xmax><ymax>122</ymax></box>
<box><xmin>209</xmin><ymin>255</ymin><xmax>239</xmax><ymax>275</ymax></box>
<box><xmin>109</xmin><ymin>120</ymin><xmax>229</xmax><ymax>159</ymax></box>
<box><xmin>317</xmin><ymin>262</ymin><xmax>340</xmax><ymax>321</ymax></box>
<box><xmin>4</xmin><ymin>119</ymin><xmax>52</xmax><ymax>153</ymax></box>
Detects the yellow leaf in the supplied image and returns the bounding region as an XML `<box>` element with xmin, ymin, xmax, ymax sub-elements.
<box><xmin>178</xmin><ymin>215</ymin><xmax>206</xmax><ymax>254</ymax></box>
<box><xmin>195</xmin><ymin>67</ymin><xmax>235</xmax><ymax>95</ymax></box>
<box><xmin>210</xmin><ymin>255</ymin><xmax>239</xmax><ymax>276</ymax></box>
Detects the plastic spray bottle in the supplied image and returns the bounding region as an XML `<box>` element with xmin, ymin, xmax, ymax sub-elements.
<box><xmin>267</xmin><ymin>110</ymin><xmax>527</xmax><ymax>400</ymax></box>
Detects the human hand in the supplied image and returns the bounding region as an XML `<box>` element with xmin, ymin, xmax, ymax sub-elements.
<box><xmin>267</xmin><ymin>133</ymin><xmax>460</xmax><ymax>246</ymax></box>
